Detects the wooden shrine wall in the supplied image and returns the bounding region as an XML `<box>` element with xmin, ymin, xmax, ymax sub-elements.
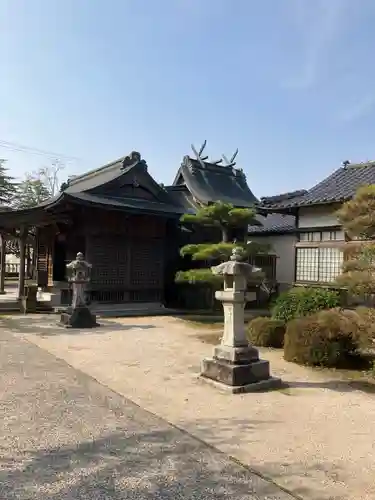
<box><xmin>83</xmin><ymin>209</ymin><xmax>166</xmax><ymax>303</ymax></box>
<box><xmin>36</xmin><ymin>227</ymin><xmax>55</xmax><ymax>287</ymax></box>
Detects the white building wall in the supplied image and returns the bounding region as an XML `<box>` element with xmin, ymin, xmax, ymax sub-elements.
<box><xmin>298</xmin><ymin>205</ymin><xmax>341</xmax><ymax>228</ymax></box>
<box><xmin>251</xmin><ymin>233</ymin><xmax>297</xmax><ymax>290</ymax></box>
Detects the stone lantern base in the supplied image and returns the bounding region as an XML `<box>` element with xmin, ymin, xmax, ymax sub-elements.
<box><xmin>58</xmin><ymin>306</ymin><xmax>98</xmax><ymax>329</ymax></box>
<box><xmin>200</xmin><ymin>344</ymin><xmax>282</xmax><ymax>394</ymax></box>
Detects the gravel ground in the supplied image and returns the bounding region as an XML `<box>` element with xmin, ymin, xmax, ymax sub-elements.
<box><xmin>0</xmin><ymin>327</ymin><xmax>295</xmax><ymax>500</ymax></box>
<box><xmin>3</xmin><ymin>314</ymin><xmax>375</xmax><ymax>500</ymax></box>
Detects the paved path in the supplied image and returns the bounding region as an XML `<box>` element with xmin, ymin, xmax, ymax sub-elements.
<box><xmin>0</xmin><ymin>329</ymin><xmax>295</xmax><ymax>500</ymax></box>
<box><xmin>5</xmin><ymin>314</ymin><xmax>375</xmax><ymax>500</ymax></box>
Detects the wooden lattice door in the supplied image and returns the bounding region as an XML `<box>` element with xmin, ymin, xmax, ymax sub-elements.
<box><xmin>129</xmin><ymin>238</ymin><xmax>164</xmax><ymax>302</ymax></box>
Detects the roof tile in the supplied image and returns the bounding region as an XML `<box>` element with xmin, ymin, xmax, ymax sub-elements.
<box><xmin>261</xmin><ymin>162</ymin><xmax>375</xmax><ymax>209</ymax></box>
<box><xmin>248</xmin><ymin>213</ymin><xmax>296</xmax><ymax>234</ymax></box>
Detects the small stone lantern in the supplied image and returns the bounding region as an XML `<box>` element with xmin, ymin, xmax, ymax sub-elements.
<box><xmin>59</xmin><ymin>252</ymin><xmax>98</xmax><ymax>329</ymax></box>
<box><xmin>200</xmin><ymin>247</ymin><xmax>281</xmax><ymax>393</ymax></box>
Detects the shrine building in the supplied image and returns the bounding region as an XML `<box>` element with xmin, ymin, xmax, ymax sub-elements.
<box><xmin>0</xmin><ymin>145</ymin><xmax>277</xmax><ymax>310</ymax></box>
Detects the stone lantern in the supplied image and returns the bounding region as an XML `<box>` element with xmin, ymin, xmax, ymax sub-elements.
<box><xmin>200</xmin><ymin>247</ymin><xmax>281</xmax><ymax>393</ymax></box>
<box><xmin>59</xmin><ymin>252</ymin><xmax>98</xmax><ymax>329</ymax></box>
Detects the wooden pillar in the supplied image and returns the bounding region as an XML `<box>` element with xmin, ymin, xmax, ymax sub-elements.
<box><xmin>0</xmin><ymin>233</ymin><xmax>6</xmax><ymax>294</ymax></box>
<box><xmin>17</xmin><ymin>227</ymin><xmax>28</xmax><ymax>300</ymax></box>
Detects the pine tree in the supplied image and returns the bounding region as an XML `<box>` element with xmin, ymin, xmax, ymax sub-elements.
<box><xmin>175</xmin><ymin>201</ymin><xmax>269</xmax><ymax>285</ymax></box>
<box><xmin>0</xmin><ymin>159</ymin><xmax>17</xmax><ymax>206</ymax></box>
<box><xmin>336</xmin><ymin>185</ymin><xmax>375</xmax><ymax>296</ymax></box>
<box><xmin>15</xmin><ymin>176</ymin><xmax>51</xmax><ymax>209</ymax></box>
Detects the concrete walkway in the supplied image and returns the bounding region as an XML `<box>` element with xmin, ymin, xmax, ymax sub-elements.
<box><xmin>2</xmin><ymin>314</ymin><xmax>375</xmax><ymax>500</ymax></box>
<box><xmin>0</xmin><ymin>327</ymin><xmax>295</xmax><ymax>499</ymax></box>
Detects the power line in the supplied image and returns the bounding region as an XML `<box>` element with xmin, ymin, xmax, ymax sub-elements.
<box><xmin>0</xmin><ymin>139</ymin><xmax>81</xmax><ymax>162</ymax></box>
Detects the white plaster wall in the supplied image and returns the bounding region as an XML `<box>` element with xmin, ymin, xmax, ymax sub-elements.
<box><xmin>251</xmin><ymin>234</ymin><xmax>296</xmax><ymax>290</ymax></box>
<box><xmin>298</xmin><ymin>205</ymin><xmax>341</xmax><ymax>228</ymax></box>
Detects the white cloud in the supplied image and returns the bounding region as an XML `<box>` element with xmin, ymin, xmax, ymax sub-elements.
<box><xmin>283</xmin><ymin>0</ymin><xmax>346</xmax><ymax>89</ymax></box>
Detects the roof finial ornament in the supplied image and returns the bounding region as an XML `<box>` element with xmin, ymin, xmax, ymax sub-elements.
<box><xmin>191</xmin><ymin>140</ymin><xmax>208</xmax><ymax>167</ymax></box>
<box><xmin>342</xmin><ymin>160</ymin><xmax>351</xmax><ymax>167</ymax></box>
<box><xmin>121</xmin><ymin>151</ymin><xmax>142</xmax><ymax>169</ymax></box>
<box><xmin>222</xmin><ymin>148</ymin><xmax>239</xmax><ymax>167</ymax></box>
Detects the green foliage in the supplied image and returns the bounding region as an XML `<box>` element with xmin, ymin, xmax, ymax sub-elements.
<box><xmin>181</xmin><ymin>201</ymin><xmax>258</xmax><ymax>242</ymax></box>
<box><xmin>247</xmin><ymin>317</ymin><xmax>285</xmax><ymax>348</ymax></box>
<box><xmin>175</xmin><ymin>268</ymin><xmax>223</xmax><ymax>285</ymax></box>
<box><xmin>60</xmin><ymin>180</ymin><xmax>69</xmax><ymax>192</ymax></box>
<box><xmin>284</xmin><ymin>308</ymin><xmax>370</xmax><ymax>367</ymax></box>
<box><xmin>180</xmin><ymin>241</ymin><xmax>271</xmax><ymax>262</ymax></box>
<box><xmin>0</xmin><ymin>159</ymin><xmax>17</xmax><ymax>206</ymax></box>
<box><xmin>336</xmin><ymin>185</ymin><xmax>375</xmax><ymax>299</ymax></box>
<box><xmin>336</xmin><ymin>243</ymin><xmax>375</xmax><ymax>296</ymax></box>
<box><xmin>180</xmin><ymin>242</ymin><xmax>235</xmax><ymax>261</ymax></box>
<box><xmin>15</xmin><ymin>176</ymin><xmax>51</xmax><ymax>209</ymax></box>
<box><xmin>336</xmin><ymin>184</ymin><xmax>375</xmax><ymax>239</ymax></box>
<box><xmin>176</xmin><ymin>200</ymin><xmax>269</xmax><ymax>287</ymax></box>
<box><xmin>354</xmin><ymin>306</ymin><xmax>375</xmax><ymax>340</ymax></box>
<box><xmin>272</xmin><ymin>287</ymin><xmax>340</xmax><ymax>323</ymax></box>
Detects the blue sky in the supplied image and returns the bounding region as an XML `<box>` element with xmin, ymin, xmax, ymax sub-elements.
<box><xmin>1</xmin><ymin>0</ymin><xmax>375</xmax><ymax>196</ymax></box>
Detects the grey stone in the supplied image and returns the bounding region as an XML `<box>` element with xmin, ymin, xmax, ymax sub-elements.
<box><xmin>202</xmin><ymin>248</ymin><xmax>282</xmax><ymax>393</ymax></box>
<box><xmin>214</xmin><ymin>345</ymin><xmax>259</xmax><ymax>364</ymax></box>
<box><xmin>201</xmin><ymin>358</ymin><xmax>272</xmax><ymax>387</ymax></box>
<box><xmin>59</xmin><ymin>252</ymin><xmax>99</xmax><ymax>329</ymax></box>
<box><xmin>199</xmin><ymin>374</ymin><xmax>283</xmax><ymax>394</ymax></box>
<box><xmin>59</xmin><ymin>306</ymin><xmax>98</xmax><ymax>328</ymax></box>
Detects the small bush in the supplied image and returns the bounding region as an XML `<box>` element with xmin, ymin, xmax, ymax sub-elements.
<box><xmin>355</xmin><ymin>306</ymin><xmax>375</xmax><ymax>337</ymax></box>
<box><xmin>247</xmin><ymin>317</ymin><xmax>285</xmax><ymax>348</ymax></box>
<box><xmin>284</xmin><ymin>308</ymin><xmax>370</xmax><ymax>367</ymax></box>
<box><xmin>272</xmin><ymin>287</ymin><xmax>340</xmax><ymax>323</ymax></box>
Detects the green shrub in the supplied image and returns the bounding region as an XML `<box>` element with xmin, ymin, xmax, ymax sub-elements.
<box><xmin>272</xmin><ymin>287</ymin><xmax>340</xmax><ymax>323</ymax></box>
<box><xmin>284</xmin><ymin>308</ymin><xmax>369</xmax><ymax>367</ymax></box>
<box><xmin>247</xmin><ymin>317</ymin><xmax>285</xmax><ymax>348</ymax></box>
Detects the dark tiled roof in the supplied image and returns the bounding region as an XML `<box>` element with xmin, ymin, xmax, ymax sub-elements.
<box><xmin>0</xmin><ymin>152</ymin><xmax>185</xmax><ymax>227</ymax></box>
<box><xmin>261</xmin><ymin>190</ymin><xmax>307</xmax><ymax>206</ymax></box>
<box><xmin>248</xmin><ymin>213</ymin><xmax>296</xmax><ymax>235</ymax></box>
<box><xmin>261</xmin><ymin>162</ymin><xmax>375</xmax><ymax>209</ymax></box>
<box><xmin>173</xmin><ymin>156</ymin><xmax>258</xmax><ymax>207</ymax></box>
<box><xmin>65</xmin><ymin>192</ymin><xmax>184</xmax><ymax>216</ymax></box>
<box><xmin>164</xmin><ymin>186</ymin><xmax>197</xmax><ymax>214</ymax></box>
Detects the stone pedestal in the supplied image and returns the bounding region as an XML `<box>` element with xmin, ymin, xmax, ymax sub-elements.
<box><xmin>201</xmin><ymin>347</ymin><xmax>281</xmax><ymax>393</ymax></box>
<box><xmin>59</xmin><ymin>306</ymin><xmax>98</xmax><ymax>328</ymax></box>
<box><xmin>200</xmin><ymin>247</ymin><xmax>282</xmax><ymax>393</ymax></box>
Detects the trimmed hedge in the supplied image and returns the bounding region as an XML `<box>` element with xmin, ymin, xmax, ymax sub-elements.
<box><xmin>247</xmin><ymin>317</ymin><xmax>285</xmax><ymax>348</ymax></box>
<box><xmin>272</xmin><ymin>287</ymin><xmax>340</xmax><ymax>323</ymax></box>
<box><xmin>355</xmin><ymin>307</ymin><xmax>375</xmax><ymax>339</ymax></box>
<box><xmin>284</xmin><ymin>308</ymin><xmax>370</xmax><ymax>367</ymax></box>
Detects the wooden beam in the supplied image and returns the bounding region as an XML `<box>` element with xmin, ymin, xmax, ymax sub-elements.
<box><xmin>17</xmin><ymin>226</ymin><xmax>28</xmax><ymax>300</ymax></box>
<box><xmin>0</xmin><ymin>233</ymin><xmax>6</xmax><ymax>294</ymax></box>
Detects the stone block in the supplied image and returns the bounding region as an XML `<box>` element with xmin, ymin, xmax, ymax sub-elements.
<box><xmin>198</xmin><ymin>375</ymin><xmax>283</xmax><ymax>394</ymax></box>
<box><xmin>213</xmin><ymin>345</ymin><xmax>259</xmax><ymax>364</ymax></box>
<box><xmin>59</xmin><ymin>306</ymin><xmax>98</xmax><ymax>329</ymax></box>
<box><xmin>201</xmin><ymin>358</ymin><xmax>271</xmax><ymax>387</ymax></box>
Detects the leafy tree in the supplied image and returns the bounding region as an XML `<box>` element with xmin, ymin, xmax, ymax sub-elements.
<box><xmin>60</xmin><ymin>180</ymin><xmax>69</xmax><ymax>192</ymax></box>
<box><xmin>10</xmin><ymin>172</ymin><xmax>51</xmax><ymax>272</ymax></box>
<box><xmin>336</xmin><ymin>185</ymin><xmax>375</xmax><ymax>297</ymax></box>
<box><xmin>181</xmin><ymin>201</ymin><xmax>259</xmax><ymax>242</ymax></box>
<box><xmin>175</xmin><ymin>201</ymin><xmax>269</xmax><ymax>285</ymax></box>
<box><xmin>15</xmin><ymin>175</ymin><xmax>51</xmax><ymax>209</ymax></box>
<box><xmin>0</xmin><ymin>159</ymin><xmax>17</xmax><ymax>206</ymax></box>
<box><xmin>337</xmin><ymin>185</ymin><xmax>375</xmax><ymax>239</ymax></box>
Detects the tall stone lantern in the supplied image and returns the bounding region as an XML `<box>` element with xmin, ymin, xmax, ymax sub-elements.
<box><xmin>200</xmin><ymin>247</ymin><xmax>281</xmax><ymax>393</ymax></box>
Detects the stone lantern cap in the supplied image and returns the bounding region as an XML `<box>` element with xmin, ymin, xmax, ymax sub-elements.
<box><xmin>211</xmin><ymin>247</ymin><xmax>262</xmax><ymax>280</ymax></box>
